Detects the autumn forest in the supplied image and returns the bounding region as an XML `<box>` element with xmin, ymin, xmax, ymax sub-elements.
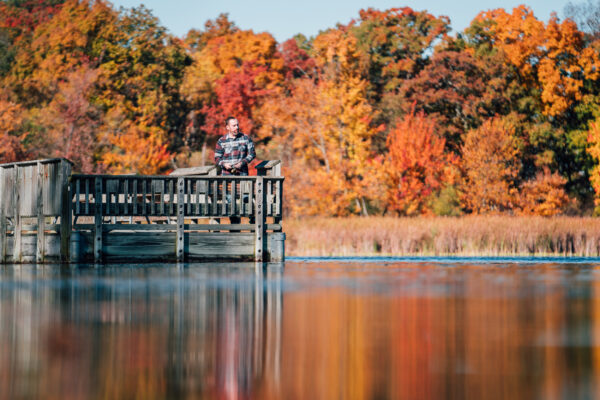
<box><xmin>2</xmin><ymin>0</ymin><xmax>600</xmax><ymax>217</ymax></box>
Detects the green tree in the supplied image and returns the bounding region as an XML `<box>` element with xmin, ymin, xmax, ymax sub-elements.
<box><xmin>350</xmin><ymin>7</ymin><xmax>450</xmax><ymax>124</ymax></box>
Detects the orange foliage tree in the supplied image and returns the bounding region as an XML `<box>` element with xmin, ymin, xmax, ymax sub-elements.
<box><xmin>180</xmin><ymin>25</ymin><xmax>284</xmax><ymax>165</ymax></box>
<box><xmin>461</xmin><ymin>117</ymin><xmax>522</xmax><ymax>213</ymax></box>
<box><xmin>382</xmin><ymin>106</ymin><xmax>457</xmax><ymax>215</ymax></box>
<box><xmin>181</xmin><ymin>26</ymin><xmax>284</xmax><ymax>110</ymax></box>
<box><xmin>95</xmin><ymin>5</ymin><xmax>189</xmax><ymax>174</ymax></box>
<box><xmin>518</xmin><ymin>168</ymin><xmax>570</xmax><ymax>216</ymax></box>
<box><xmin>259</xmin><ymin>76</ymin><xmax>378</xmax><ymax>216</ymax></box>
<box><xmin>0</xmin><ymin>96</ymin><xmax>27</xmax><ymax>163</ymax></box>
<box><xmin>587</xmin><ymin>118</ymin><xmax>600</xmax><ymax>209</ymax></box>
<box><xmin>257</xmin><ymin>26</ymin><xmax>381</xmax><ymax>216</ymax></box>
<box><xmin>473</xmin><ymin>5</ymin><xmax>600</xmax><ymax>117</ymax></box>
<box><xmin>7</xmin><ymin>0</ymin><xmax>188</xmax><ymax>174</ymax></box>
<box><xmin>36</xmin><ymin>65</ymin><xmax>100</xmax><ymax>172</ymax></box>
<box><xmin>184</xmin><ymin>13</ymin><xmax>239</xmax><ymax>52</ymax></box>
<box><xmin>100</xmin><ymin>117</ymin><xmax>171</xmax><ymax>174</ymax></box>
<box><xmin>6</xmin><ymin>0</ymin><xmax>117</xmax><ymax>104</ymax></box>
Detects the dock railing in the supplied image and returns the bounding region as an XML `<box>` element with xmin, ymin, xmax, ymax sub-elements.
<box><xmin>0</xmin><ymin>158</ymin><xmax>284</xmax><ymax>263</ymax></box>
<box><xmin>70</xmin><ymin>161</ymin><xmax>284</xmax><ymax>262</ymax></box>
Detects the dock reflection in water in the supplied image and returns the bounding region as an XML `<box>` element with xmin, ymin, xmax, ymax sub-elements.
<box><xmin>1</xmin><ymin>261</ymin><xmax>600</xmax><ymax>399</ymax></box>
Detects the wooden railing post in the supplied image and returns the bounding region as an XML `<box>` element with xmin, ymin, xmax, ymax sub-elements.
<box><xmin>255</xmin><ymin>160</ymin><xmax>281</xmax><ymax>177</ymax></box>
<box><xmin>176</xmin><ymin>177</ymin><xmax>184</xmax><ymax>262</ymax></box>
<box><xmin>13</xmin><ymin>166</ymin><xmax>21</xmax><ymax>263</ymax></box>
<box><xmin>59</xmin><ymin>160</ymin><xmax>72</xmax><ymax>262</ymax></box>
<box><xmin>36</xmin><ymin>161</ymin><xmax>45</xmax><ymax>263</ymax></box>
<box><xmin>94</xmin><ymin>176</ymin><xmax>103</xmax><ymax>263</ymax></box>
<box><xmin>275</xmin><ymin>179</ymin><xmax>283</xmax><ymax>226</ymax></box>
<box><xmin>255</xmin><ymin>176</ymin><xmax>265</xmax><ymax>262</ymax></box>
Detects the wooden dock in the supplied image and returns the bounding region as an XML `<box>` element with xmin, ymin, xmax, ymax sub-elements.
<box><xmin>0</xmin><ymin>158</ymin><xmax>285</xmax><ymax>263</ymax></box>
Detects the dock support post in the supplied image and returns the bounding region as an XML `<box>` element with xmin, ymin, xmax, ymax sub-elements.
<box><xmin>255</xmin><ymin>176</ymin><xmax>265</xmax><ymax>262</ymax></box>
<box><xmin>268</xmin><ymin>233</ymin><xmax>286</xmax><ymax>262</ymax></box>
<box><xmin>13</xmin><ymin>166</ymin><xmax>21</xmax><ymax>263</ymax></box>
<box><xmin>36</xmin><ymin>162</ymin><xmax>45</xmax><ymax>263</ymax></box>
<box><xmin>94</xmin><ymin>176</ymin><xmax>102</xmax><ymax>263</ymax></box>
<box><xmin>176</xmin><ymin>177</ymin><xmax>184</xmax><ymax>262</ymax></box>
<box><xmin>59</xmin><ymin>160</ymin><xmax>72</xmax><ymax>262</ymax></box>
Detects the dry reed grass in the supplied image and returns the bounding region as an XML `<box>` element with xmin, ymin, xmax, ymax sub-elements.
<box><xmin>284</xmin><ymin>216</ymin><xmax>600</xmax><ymax>257</ymax></box>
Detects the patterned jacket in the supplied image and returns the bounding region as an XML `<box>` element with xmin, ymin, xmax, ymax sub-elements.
<box><xmin>214</xmin><ymin>132</ymin><xmax>256</xmax><ymax>175</ymax></box>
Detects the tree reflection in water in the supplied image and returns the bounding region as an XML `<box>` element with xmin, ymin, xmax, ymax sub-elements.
<box><xmin>0</xmin><ymin>263</ymin><xmax>283</xmax><ymax>399</ymax></box>
<box><xmin>1</xmin><ymin>261</ymin><xmax>600</xmax><ymax>399</ymax></box>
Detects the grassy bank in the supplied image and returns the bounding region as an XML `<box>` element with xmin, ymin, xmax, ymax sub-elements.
<box><xmin>284</xmin><ymin>216</ymin><xmax>600</xmax><ymax>257</ymax></box>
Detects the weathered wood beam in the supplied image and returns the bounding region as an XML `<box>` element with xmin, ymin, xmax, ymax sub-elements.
<box><xmin>13</xmin><ymin>167</ymin><xmax>21</xmax><ymax>262</ymax></box>
<box><xmin>255</xmin><ymin>176</ymin><xmax>265</xmax><ymax>262</ymax></box>
<box><xmin>36</xmin><ymin>162</ymin><xmax>45</xmax><ymax>262</ymax></box>
<box><xmin>17</xmin><ymin>224</ymin><xmax>61</xmax><ymax>232</ymax></box>
<box><xmin>169</xmin><ymin>165</ymin><xmax>217</xmax><ymax>176</ymax></box>
<box><xmin>94</xmin><ymin>176</ymin><xmax>102</xmax><ymax>263</ymax></box>
<box><xmin>275</xmin><ymin>179</ymin><xmax>282</xmax><ymax>226</ymax></box>
<box><xmin>59</xmin><ymin>160</ymin><xmax>72</xmax><ymax>262</ymax></box>
<box><xmin>176</xmin><ymin>177</ymin><xmax>184</xmax><ymax>262</ymax></box>
<box><xmin>72</xmin><ymin>223</ymin><xmax>280</xmax><ymax>232</ymax></box>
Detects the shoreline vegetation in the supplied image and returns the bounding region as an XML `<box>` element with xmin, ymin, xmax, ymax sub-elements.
<box><xmin>284</xmin><ymin>217</ymin><xmax>600</xmax><ymax>257</ymax></box>
<box><xmin>5</xmin><ymin>3</ymin><xmax>600</xmax><ymax>219</ymax></box>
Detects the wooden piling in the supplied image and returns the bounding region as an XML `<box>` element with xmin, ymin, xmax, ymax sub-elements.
<box><xmin>94</xmin><ymin>176</ymin><xmax>102</xmax><ymax>263</ymax></box>
<box><xmin>59</xmin><ymin>160</ymin><xmax>72</xmax><ymax>262</ymax></box>
<box><xmin>176</xmin><ymin>177</ymin><xmax>184</xmax><ymax>262</ymax></box>
<box><xmin>255</xmin><ymin>176</ymin><xmax>265</xmax><ymax>262</ymax></box>
<box><xmin>12</xmin><ymin>166</ymin><xmax>21</xmax><ymax>263</ymax></box>
<box><xmin>36</xmin><ymin>162</ymin><xmax>45</xmax><ymax>262</ymax></box>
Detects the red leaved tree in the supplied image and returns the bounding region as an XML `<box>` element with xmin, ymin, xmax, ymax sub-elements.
<box><xmin>201</xmin><ymin>62</ymin><xmax>269</xmax><ymax>138</ymax></box>
<box><xmin>383</xmin><ymin>106</ymin><xmax>457</xmax><ymax>215</ymax></box>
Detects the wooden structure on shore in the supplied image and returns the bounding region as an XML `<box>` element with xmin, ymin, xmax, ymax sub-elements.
<box><xmin>0</xmin><ymin>158</ymin><xmax>285</xmax><ymax>263</ymax></box>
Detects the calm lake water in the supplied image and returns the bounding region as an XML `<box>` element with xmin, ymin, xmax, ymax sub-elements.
<box><xmin>2</xmin><ymin>258</ymin><xmax>600</xmax><ymax>399</ymax></box>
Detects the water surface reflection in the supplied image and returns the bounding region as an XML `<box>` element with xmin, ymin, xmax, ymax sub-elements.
<box><xmin>1</xmin><ymin>261</ymin><xmax>600</xmax><ymax>399</ymax></box>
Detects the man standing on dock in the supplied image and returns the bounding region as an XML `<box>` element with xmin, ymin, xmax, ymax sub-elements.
<box><xmin>214</xmin><ymin>116</ymin><xmax>256</xmax><ymax>176</ymax></box>
<box><xmin>215</xmin><ymin>116</ymin><xmax>256</xmax><ymax>225</ymax></box>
